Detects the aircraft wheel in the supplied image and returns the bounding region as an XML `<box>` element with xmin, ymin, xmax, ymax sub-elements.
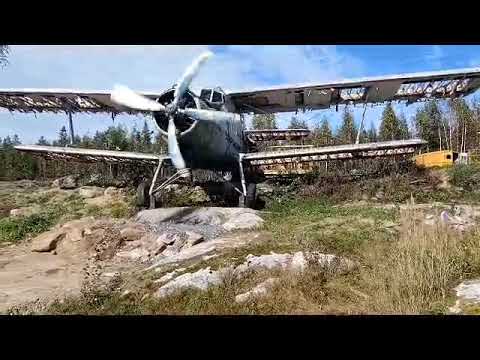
<box><xmin>239</xmin><ymin>183</ymin><xmax>257</xmax><ymax>208</ymax></box>
<box><xmin>136</xmin><ymin>179</ymin><xmax>151</xmax><ymax>207</ymax></box>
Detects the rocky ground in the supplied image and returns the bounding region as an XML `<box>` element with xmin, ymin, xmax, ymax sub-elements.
<box><xmin>2</xmin><ymin>171</ymin><xmax>480</xmax><ymax>314</ymax></box>
<box><xmin>0</xmin><ymin>179</ymin><xmax>268</xmax><ymax>313</ymax></box>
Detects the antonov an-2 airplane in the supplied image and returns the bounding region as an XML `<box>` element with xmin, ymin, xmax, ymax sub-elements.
<box><xmin>1</xmin><ymin>51</ymin><xmax>480</xmax><ymax>208</ymax></box>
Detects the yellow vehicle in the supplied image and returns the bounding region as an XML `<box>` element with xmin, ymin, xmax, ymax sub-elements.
<box><xmin>414</xmin><ymin>150</ymin><xmax>458</xmax><ymax>168</ymax></box>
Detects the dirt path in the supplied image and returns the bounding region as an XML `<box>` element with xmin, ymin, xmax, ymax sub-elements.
<box><xmin>0</xmin><ymin>242</ymin><xmax>84</xmax><ymax>313</ymax></box>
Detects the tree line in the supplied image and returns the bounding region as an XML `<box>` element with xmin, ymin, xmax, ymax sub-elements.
<box><xmin>251</xmin><ymin>97</ymin><xmax>480</xmax><ymax>152</ymax></box>
<box><xmin>2</xmin><ymin>97</ymin><xmax>480</xmax><ymax>181</ymax></box>
<box><xmin>0</xmin><ymin>121</ymin><xmax>166</xmax><ymax>181</ymax></box>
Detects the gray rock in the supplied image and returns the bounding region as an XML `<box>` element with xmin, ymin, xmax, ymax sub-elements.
<box><xmin>10</xmin><ymin>206</ymin><xmax>40</xmax><ymax>218</ymax></box>
<box><xmin>120</xmin><ymin>226</ymin><xmax>146</xmax><ymax>241</ymax></box>
<box><xmin>235</xmin><ymin>278</ymin><xmax>279</xmax><ymax>303</ymax></box>
<box><xmin>236</xmin><ymin>253</ymin><xmax>292</xmax><ymax>274</ymax></box>
<box><xmin>154</xmin><ymin>271</ymin><xmax>179</xmax><ymax>284</ymax></box>
<box><xmin>78</xmin><ymin>186</ymin><xmax>104</xmax><ymax>199</ymax></box>
<box><xmin>222</xmin><ymin>212</ymin><xmax>264</xmax><ymax>231</ymax></box>
<box><xmin>136</xmin><ymin>207</ymin><xmax>264</xmax><ymax>234</ymax></box>
<box><xmin>116</xmin><ymin>248</ymin><xmax>150</xmax><ymax>262</ymax></box>
<box><xmin>449</xmin><ymin>279</ymin><xmax>480</xmax><ymax>314</ymax></box>
<box><xmin>102</xmin><ymin>272</ymin><xmax>120</xmax><ymax>278</ymax></box>
<box><xmin>154</xmin><ymin>267</ymin><xmax>227</xmax><ymax>298</ymax></box>
<box><xmin>52</xmin><ymin>175</ymin><xmax>78</xmax><ymax>189</ymax></box>
<box><xmin>104</xmin><ymin>186</ymin><xmax>120</xmax><ymax>197</ymax></box>
<box><xmin>154</xmin><ymin>251</ymin><xmax>355</xmax><ymax>299</ymax></box>
<box><xmin>184</xmin><ymin>231</ymin><xmax>204</xmax><ymax>247</ymax></box>
<box><xmin>149</xmin><ymin>243</ymin><xmax>218</xmax><ymax>269</ymax></box>
<box><xmin>235</xmin><ymin>252</ymin><xmax>355</xmax><ymax>275</ymax></box>
<box><xmin>156</xmin><ymin>233</ymin><xmax>177</xmax><ymax>246</ymax></box>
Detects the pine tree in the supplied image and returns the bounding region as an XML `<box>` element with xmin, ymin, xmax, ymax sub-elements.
<box><xmin>398</xmin><ymin>112</ymin><xmax>410</xmax><ymax>140</ymax></box>
<box><xmin>152</xmin><ymin>131</ymin><xmax>167</xmax><ymax>154</ymax></box>
<box><xmin>80</xmin><ymin>134</ymin><xmax>94</xmax><ymax>148</ymax></box>
<box><xmin>378</xmin><ymin>103</ymin><xmax>402</xmax><ymax>141</ymax></box>
<box><xmin>337</xmin><ymin>107</ymin><xmax>357</xmax><ymax>144</ymax></box>
<box><xmin>3</xmin><ymin>136</ymin><xmax>12</xmax><ymax>148</ymax></box>
<box><xmin>449</xmin><ymin>98</ymin><xmax>476</xmax><ymax>152</ymax></box>
<box><xmin>288</xmin><ymin>116</ymin><xmax>308</xmax><ymax>129</ymax></box>
<box><xmin>104</xmin><ymin>125</ymin><xmax>129</xmax><ymax>151</ymax></box>
<box><xmin>251</xmin><ymin>114</ymin><xmax>277</xmax><ymax>129</ymax></box>
<box><xmin>56</xmin><ymin>126</ymin><xmax>69</xmax><ymax>147</ymax></box>
<box><xmin>12</xmin><ymin>134</ymin><xmax>21</xmax><ymax>145</ymax></box>
<box><xmin>37</xmin><ymin>136</ymin><xmax>49</xmax><ymax>145</ymax></box>
<box><xmin>367</xmin><ymin>122</ymin><xmax>378</xmax><ymax>142</ymax></box>
<box><xmin>140</xmin><ymin>121</ymin><xmax>152</xmax><ymax>152</ymax></box>
<box><xmin>0</xmin><ymin>45</ymin><xmax>9</xmax><ymax>67</ymax></box>
<box><xmin>130</xmin><ymin>125</ymin><xmax>141</xmax><ymax>151</ymax></box>
<box><xmin>414</xmin><ymin>100</ymin><xmax>444</xmax><ymax>150</ymax></box>
<box><xmin>312</xmin><ymin>117</ymin><xmax>333</xmax><ymax>145</ymax></box>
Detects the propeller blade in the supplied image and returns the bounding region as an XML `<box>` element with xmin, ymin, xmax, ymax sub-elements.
<box><xmin>172</xmin><ymin>51</ymin><xmax>213</xmax><ymax>108</ymax></box>
<box><xmin>167</xmin><ymin>115</ymin><xmax>186</xmax><ymax>169</ymax></box>
<box><xmin>111</xmin><ymin>85</ymin><xmax>166</xmax><ymax>112</ymax></box>
<box><xmin>179</xmin><ymin>108</ymin><xmax>240</xmax><ymax>122</ymax></box>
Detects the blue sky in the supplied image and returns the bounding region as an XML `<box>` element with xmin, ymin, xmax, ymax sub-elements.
<box><xmin>1</xmin><ymin>45</ymin><xmax>480</xmax><ymax>143</ymax></box>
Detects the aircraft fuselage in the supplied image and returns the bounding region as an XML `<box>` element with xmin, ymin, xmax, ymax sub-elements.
<box><xmin>153</xmin><ymin>87</ymin><xmax>247</xmax><ymax>174</ymax></box>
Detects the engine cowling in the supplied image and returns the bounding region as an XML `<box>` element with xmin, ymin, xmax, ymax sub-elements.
<box><xmin>153</xmin><ymin>88</ymin><xmax>197</xmax><ymax>136</ymax></box>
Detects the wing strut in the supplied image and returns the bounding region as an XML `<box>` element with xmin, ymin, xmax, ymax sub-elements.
<box><xmin>68</xmin><ymin>112</ymin><xmax>75</xmax><ymax>145</ymax></box>
<box><xmin>355</xmin><ymin>94</ymin><xmax>369</xmax><ymax>145</ymax></box>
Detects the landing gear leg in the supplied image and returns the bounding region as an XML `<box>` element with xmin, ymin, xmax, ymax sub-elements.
<box><xmin>237</xmin><ymin>153</ymin><xmax>258</xmax><ymax>208</ymax></box>
<box><xmin>239</xmin><ymin>183</ymin><xmax>257</xmax><ymax>208</ymax></box>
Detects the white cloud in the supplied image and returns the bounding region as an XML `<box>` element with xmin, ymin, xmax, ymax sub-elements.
<box><xmin>0</xmin><ymin>45</ymin><xmax>365</xmax><ymax>142</ymax></box>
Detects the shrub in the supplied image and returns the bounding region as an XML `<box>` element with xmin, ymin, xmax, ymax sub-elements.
<box><xmin>449</xmin><ymin>164</ymin><xmax>480</xmax><ymax>191</ymax></box>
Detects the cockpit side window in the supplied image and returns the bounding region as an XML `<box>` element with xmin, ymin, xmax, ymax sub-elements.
<box><xmin>200</xmin><ymin>89</ymin><xmax>212</xmax><ymax>102</ymax></box>
<box><xmin>212</xmin><ymin>91</ymin><xmax>224</xmax><ymax>103</ymax></box>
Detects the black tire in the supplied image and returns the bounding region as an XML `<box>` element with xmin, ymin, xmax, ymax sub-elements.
<box><xmin>239</xmin><ymin>183</ymin><xmax>257</xmax><ymax>208</ymax></box>
<box><xmin>136</xmin><ymin>179</ymin><xmax>151</xmax><ymax>207</ymax></box>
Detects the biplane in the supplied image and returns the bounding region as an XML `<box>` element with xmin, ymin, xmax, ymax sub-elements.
<box><xmin>1</xmin><ymin>51</ymin><xmax>480</xmax><ymax>208</ymax></box>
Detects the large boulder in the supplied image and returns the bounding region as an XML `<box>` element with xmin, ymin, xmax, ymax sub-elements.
<box><xmin>31</xmin><ymin>230</ymin><xmax>66</xmax><ymax>252</ymax></box>
<box><xmin>136</xmin><ymin>207</ymin><xmax>264</xmax><ymax>232</ymax></box>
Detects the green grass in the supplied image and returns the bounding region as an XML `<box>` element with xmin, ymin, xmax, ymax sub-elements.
<box><xmin>0</xmin><ymin>212</ymin><xmax>56</xmax><ymax>243</ymax></box>
<box><xmin>110</xmin><ymin>201</ymin><xmax>132</xmax><ymax>219</ymax></box>
<box><xmin>264</xmin><ymin>198</ymin><xmax>397</xmax><ymax>257</ymax></box>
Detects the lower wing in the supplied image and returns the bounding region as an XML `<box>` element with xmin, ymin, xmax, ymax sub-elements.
<box><xmin>15</xmin><ymin>145</ymin><xmax>170</xmax><ymax>166</ymax></box>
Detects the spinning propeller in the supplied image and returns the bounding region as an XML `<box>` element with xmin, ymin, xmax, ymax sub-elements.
<box><xmin>111</xmin><ymin>51</ymin><xmax>233</xmax><ymax>172</ymax></box>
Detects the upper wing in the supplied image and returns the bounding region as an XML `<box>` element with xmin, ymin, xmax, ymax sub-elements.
<box><xmin>15</xmin><ymin>144</ymin><xmax>170</xmax><ymax>166</ymax></box>
<box><xmin>228</xmin><ymin>67</ymin><xmax>480</xmax><ymax>114</ymax></box>
<box><xmin>0</xmin><ymin>88</ymin><xmax>163</xmax><ymax>114</ymax></box>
